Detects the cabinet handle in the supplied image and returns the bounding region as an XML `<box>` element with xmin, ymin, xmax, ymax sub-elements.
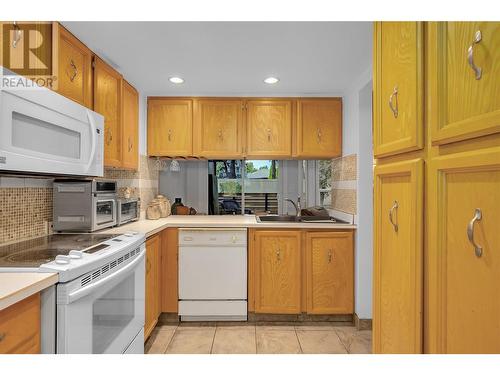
<box><xmin>328</xmin><ymin>249</ymin><xmax>333</xmax><ymax>263</ymax></box>
<box><xmin>267</xmin><ymin>128</ymin><xmax>272</xmax><ymax>142</ymax></box>
<box><xmin>0</xmin><ymin>332</ymin><xmax>5</xmax><ymax>342</ymax></box>
<box><xmin>467</xmin><ymin>208</ymin><xmax>483</xmax><ymax>257</ymax></box>
<box><xmin>69</xmin><ymin>59</ymin><xmax>78</xmax><ymax>82</ymax></box>
<box><xmin>467</xmin><ymin>30</ymin><xmax>483</xmax><ymax>80</ymax></box>
<box><xmin>12</xmin><ymin>22</ymin><xmax>21</xmax><ymax>48</ymax></box>
<box><xmin>389</xmin><ymin>200</ymin><xmax>399</xmax><ymax>232</ymax></box>
<box><xmin>388</xmin><ymin>85</ymin><xmax>398</xmax><ymax>118</ymax></box>
<box><xmin>168</xmin><ymin>129</ymin><xmax>172</xmax><ymax>141</ymax></box>
<box><xmin>276</xmin><ymin>248</ymin><xmax>281</xmax><ymax>262</ymax></box>
<box><xmin>218</xmin><ymin>128</ymin><xmax>223</xmax><ymax>141</ymax></box>
<box><xmin>317</xmin><ymin>128</ymin><xmax>322</xmax><ymax>143</ymax></box>
<box><xmin>128</xmin><ymin>137</ymin><xmax>133</xmax><ymax>152</ymax></box>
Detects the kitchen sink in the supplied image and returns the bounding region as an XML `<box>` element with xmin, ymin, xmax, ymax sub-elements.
<box><xmin>256</xmin><ymin>215</ymin><xmax>348</xmax><ymax>224</ymax></box>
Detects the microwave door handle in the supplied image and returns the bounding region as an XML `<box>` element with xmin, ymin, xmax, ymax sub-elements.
<box><xmin>85</xmin><ymin>111</ymin><xmax>97</xmax><ymax>173</ymax></box>
<box><xmin>67</xmin><ymin>251</ymin><xmax>144</xmax><ymax>304</ymax></box>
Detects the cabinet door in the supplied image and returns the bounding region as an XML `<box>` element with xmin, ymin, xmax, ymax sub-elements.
<box><xmin>429</xmin><ymin>22</ymin><xmax>500</xmax><ymax>145</ymax></box>
<box><xmin>145</xmin><ymin>234</ymin><xmax>160</xmax><ymax>340</ymax></box>
<box><xmin>246</xmin><ymin>100</ymin><xmax>292</xmax><ymax>158</ymax></box>
<box><xmin>55</xmin><ymin>23</ymin><xmax>93</xmax><ymax>108</ymax></box>
<box><xmin>94</xmin><ymin>57</ymin><xmax>122</xmax><ymax>167</ymax></box>
<box><xmin>373</xmin><ymin>159</ymin><xmax>423</xmax><ymax>353</ymax></box>
<box><xmin>194</xmin><ymin>99</ymin><xmax>244</xmax><ymax>158</ymax></box>
<box><xmin>373</xmin><ymin>22</ymin><xmax>424</xmax><ymax>157</ymax></box>
<box><xmin>427</xmin><ymin>149</ymin><xmax>500</xmax><ymax>353</ymax></box>
<box><xmin>161</xmin><ymin>228</ymin><xmax>178</xmax><ymax>313</ymax></box>
<box><xmin>148</xmin><ymin>99</ymin><xmax>193</xmax><ymax>157</ymax></box>
<box><xmin>305</xmin><ymin>231</ymin><xmax>353</xmax><ymax>314</ymax></box>
<box><xmin>121</xmin><ymin>80</ymin><xmax>139</xmax><ymax>170</ymax></box>
<box><xmin>0</xmin><ymin>293</ymin><xmax>40</xmax><ymax>354</ymax></box>
<box><xmin>296</xmin><ymin>99</ymin><xmax>342</xmax><ymax>158</ymax></box>
<box><xmin>254</xmin><ymin>230</ymin><xmax>301</xmax><ymax>313</ymax></box>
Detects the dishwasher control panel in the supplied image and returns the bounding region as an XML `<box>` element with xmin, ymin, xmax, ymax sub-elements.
<box><xmin>178</xmin><ymin>228</ymin><xmax>247</xmax><ymax>246</ymax></box>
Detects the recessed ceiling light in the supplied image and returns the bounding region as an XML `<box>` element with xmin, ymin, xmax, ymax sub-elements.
<box><xmin>264</xmin><ymin>76</ymin><xmax>279</xmax><ymax>84</ymax></box>
<box><xmin>169</xmin><ymin>76</ymin><xmax>184</xmax><ymax>84</ymax></box>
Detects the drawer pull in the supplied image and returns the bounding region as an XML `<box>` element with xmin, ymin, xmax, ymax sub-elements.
<box><xmin>0</xmin><ymin>332</ymin><xmax>5</xmax><ymax>342</ymax></box>
<box><xmin>328</xmin><ymin>249</ymin><xmax>333</xmax><ymax>263</ymax></box>
<box><xmin>467</xmin><ymin>208</ymin><xmax>483</xmax><ymax>257</ymax></box>
<box><xmin>317</xmin><ymin>128</ymin><xmax>322</xmax><ymax>143</ymax></box>
<box><xmin>389</xmin><ymin>200</ymin><xmax>399</xmax><ymax>232</ymax></box>
<box><xmin>467</xmin><ymin>30</ymin><xmax>482</xmax><ymax>80</ymax></box>
<box><xmin>267</xmin><ymin>128</ymin><xmax>272</xmax><ymax>142</ymax></box>
<box><xmin>276</xmin><ymin>248</ymin><xmax>281</xmax><ymax>262</ymax></box>
<box><xmin>388</xmin><ymin>85</ymin><xmax>399</xmax><ymax>118</ymax></box>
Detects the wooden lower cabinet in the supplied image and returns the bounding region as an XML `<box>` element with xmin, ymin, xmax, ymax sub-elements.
<box><xmin>0</xmin><ymin>293</ymin><xmax>40</xmax><ymax>354</ymax></box>
<box><xmin>373</xmin><ymin>159</ymin><xmax>424</xmax><ymax>354</ymax></box>
<box><xmin>145</xmin><ymin>234</ymin><xmax>161</xmax><ymax>340</ymax></box>
<box><xmin>305</xmin><ymin>231</ymin><xmax>353</xmax><ymax>314</ymax></box>
<box><xmin>253</xmin><ymin>230</ymin><xmax>302</xmax><ymax>314</ymax></box>
<box><xmin>427</xmin><ymin>148</ymin><xmax>500</xmax><ymax>353</ymax></box>
<box><xmin>161</xmin><ymin>228</ymin><xmax>179</xmax><ymax>313</ymax></box>
<box><xmin>249</xmin><ymin>229</ymin><xmax>355</xmax><ymax>316</ymax></box>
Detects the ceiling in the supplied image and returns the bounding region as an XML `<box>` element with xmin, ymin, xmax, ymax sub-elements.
<box><xmin>63</xmin><ymin>22</ymin><xmax>372</xmax><ymax>96</ymax></box>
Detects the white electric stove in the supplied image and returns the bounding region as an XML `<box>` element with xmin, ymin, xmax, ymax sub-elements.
<box><xmin>0</xmin><ymin>232</ymin><xmax>146</xmax><ymax>354</ymax></box>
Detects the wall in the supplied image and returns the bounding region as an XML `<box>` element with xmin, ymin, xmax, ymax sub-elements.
<box><xmin>341</xmin><ymin>67</ymin><xmax>373</xmax><ymax>320</ymax></box>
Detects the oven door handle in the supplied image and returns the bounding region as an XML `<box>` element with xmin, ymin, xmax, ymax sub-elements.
<box><xmin>67</xmin><ymin>251</ymin><xmax>145</xmax><ymax>304</ymax></box>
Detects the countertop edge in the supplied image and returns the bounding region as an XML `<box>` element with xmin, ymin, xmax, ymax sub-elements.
<box><xmin>0</xmin><ymin>273</ymin><xmax>58</xmax><ymax>311</ymax></box>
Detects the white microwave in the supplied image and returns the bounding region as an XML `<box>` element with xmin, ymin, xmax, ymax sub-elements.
<box><xmin>0</xmin><ymin>74</ymin><xmax>104</xmax><ymax>177</ymax></box>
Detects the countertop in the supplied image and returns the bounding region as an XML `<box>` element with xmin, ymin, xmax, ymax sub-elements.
<box><xmin>0</xmin><ymin>272</ymin><xmax>58</xmax><ymax>311</ymax></box>
<box><xmin>101</xmin><ymin>215</ymin><xmax>356</xmax><ymax>238</ymax></box>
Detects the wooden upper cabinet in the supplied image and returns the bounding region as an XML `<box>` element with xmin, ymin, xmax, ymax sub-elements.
<box><xmin>0</xmin><ymin>293</ymin><xmax>40</xmax><ymax>354</ymax></box>
<box><xmin>373</xmin><ymin>22</ymin><xmax>424</xmax><ymax>158</ymax></box>
<box><xmin>193</xmin><ymin>99</ymin><xmax>244</xmax><ymax>158</ymax></box>
<box><xmin>93</xmin><ymin>57</ymin><xmax>122</xmax><ymax>167</ymax></box>
<box><xmin>296</xmin><ymin>99</ymin><xmax>342</xmax><ymax>158</ymax></box>
<box><xmin>305</xmin><ymin>231</ymin><xmax>353</xmax><ymax>314</ymax></box>
<box><xmin>427</xmin><ymin>149</ymin><xmax>500</xmax><ymax>353</ymax></box>
<box><xmin>148</xmin><ymin>98</ymin><xmax>193</xmax><ymax>157</ymax></box>
<box><xmin>246</xmin><ymin>99</ymin><xmax>293</xmax><ymax>158</ymax></box>
<box><xmin>145</xmin><ymin>234</ymin><xmax>161</xmax><ymax>340</ymax></box>
<box><xmin>373</xmin><ymin>159</ymin><xmax>423</xmax><ymax>353</ymax></box>
<box><xmin>121</xmin><ymin>80</ymin><xmax>139</xmax><ymax>170</ymax></box>
<box><xmin>429</xmin><ymin>22</ymin><xmax>500</xmax><ymax>145</ymax></box>
<box><xmin>254</xmin><ymin>230</ymin><xmax>301</xmax><ymax>314</ymax></box>
<box><xmin>55</xmin><ymin>23</ymin><xmax>93</xmax><ymax>108</ymax></box>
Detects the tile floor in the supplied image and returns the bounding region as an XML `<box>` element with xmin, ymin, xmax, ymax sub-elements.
<box><xmin>145</xmin><ymin>323</ymin><xmax>372</xmax><ymax>354</ymax></box>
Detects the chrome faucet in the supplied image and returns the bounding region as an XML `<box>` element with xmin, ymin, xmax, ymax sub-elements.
<box><xmin>285</xmin><ymin>197</ymin><xmax>301</xmax><ymax>217</ymax></box>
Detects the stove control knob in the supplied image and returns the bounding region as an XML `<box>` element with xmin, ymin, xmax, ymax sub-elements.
<box><xmin>55</xmin><ymin>255</ymin><xmax>71</xmax><ymax>265</ymax></box>
<box><xmin>69</xmin><ymin>250</ymin><xmax>84</xmax><ymax>259</ymax></box>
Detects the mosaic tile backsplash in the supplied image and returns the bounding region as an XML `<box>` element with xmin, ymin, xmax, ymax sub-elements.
<box><xmin>330</xmin><ymin>154</ymin><xmax>357</xmax><ymax>215</ymax></box>
<box><xmin>0</xmin><ymin>155</ymin><xmax>159</xmax><ymax>245</ymax></box>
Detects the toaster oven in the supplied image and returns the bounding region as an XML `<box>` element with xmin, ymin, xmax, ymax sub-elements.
<box><xmin>117</xmin><ymin>198</ymin><xmax>140</xmax><ymax>226</ymax></box>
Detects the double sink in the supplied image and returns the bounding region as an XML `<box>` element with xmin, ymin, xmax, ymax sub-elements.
<box><xmin>256</xmin><ymin>215</ymin><xmax>348</xmax><ymax>224</ymax></box>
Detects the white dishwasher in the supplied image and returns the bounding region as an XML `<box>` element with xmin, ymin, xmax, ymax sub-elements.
<box><xmin>178</xmin><ymin>228</ymin><xmax>247</xmax><ymax>321</ymax></box>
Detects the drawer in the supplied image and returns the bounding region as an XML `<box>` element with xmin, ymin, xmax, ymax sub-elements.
<box><xmin>0</xmin><ymin>293</ymin><xmax>40</xmax><ymax>354</ymax></box>
<box><xmin>178</xmin><ymin>228</ymin><xmax>247</xmax><ymax>246</ymax></box>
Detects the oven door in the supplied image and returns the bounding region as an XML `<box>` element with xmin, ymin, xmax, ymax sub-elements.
<box><xmin>56</xmin><ymin>251</ymin><xmax>145</xmax><ymax>354</ymax></box>
<box><xmin>93</xmin><ymin>195</ymin><xmax>117</xmax><ymax>230</ymax></box>
<box><xmin>119</xmin><ymin>200</ymin><xmax>139</xmax><ymax>225</ymax></box>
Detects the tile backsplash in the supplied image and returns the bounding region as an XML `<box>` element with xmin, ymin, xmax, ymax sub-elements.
<box><xmin>330</xmin><ymin>154</ymin><xmax>357</xmax><ymax>215</ymax></box>
<box><xmin>0</xmin><ymin>155</ymin><xmax>159</xmax><ymax>245</ymax></box>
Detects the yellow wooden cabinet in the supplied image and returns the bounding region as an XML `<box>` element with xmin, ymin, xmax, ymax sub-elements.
<box><xmin>193</xmin><ymin>99</ymin><xmax>244</xmax><ymax>158</ymax></box>
<box><xmin>253</xmin><ymin>230</ymin><xmax>302</xmax><ymax>314</ymax></box>
<box><xmin>93</xmin><ymin>57</ymin><xmax>123</xmax><ymax>168</ymax></box>
<box><xmin>245</xmin><ymin>99</ymin><xmax>293</xmax><ymax>159</ymax></box>
<box><xmin>305</xmin><ymin>231</ymin><xmax>353</xmax><ymax>314</ymax></box>
<box><xmin>296</xmin><ymin>99</ymin><xmax>342</xmax><ymax>158</ymax></box>
<box><xmin>145</xmin><ymin>234</ymin><xmax>161</xmax><ymax>340</ymax></box>
<box><xmin>148</xmin><ymin>98</ymin><xmax>193</xmax><ymax>157</ymax></box>
<box><xmin>373</xmin><ymin>159</ymin><xmax>423</xmax><ymax>353</ymax></box>
<box><xmin>428</xmin><ymin>22</ymin><xmax>500</xmax><ymax>145</ymax></box>
<box><xmin>373</xmin><ymin>22</ymin><xmax>424</xmax><ymax>157</ymax></box>
<box><xmin>160</xmin><ymin>228</ymin><xmax>179</xmax><ymax>313</ymax></box>
<box><xmin>54</xmin><ymin>23</ymin><xmax>93</xmax><ymax>108</ymax></box>
<box><xmin>427</xmin><ymin>148</ymin><xmax>500</xmax><ymax>353</ymax></box>
<box><xmin>0</xmin><ymin>293</ymin><xmax>40</xmax><ymax>354</ymax></box>
<box><xmin>121</xmin><ymin>80</ymin><xmax>139</xmax><ymax>170</ymax></box>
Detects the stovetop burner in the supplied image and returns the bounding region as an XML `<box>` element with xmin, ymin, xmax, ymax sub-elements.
<box><xmin>0</xmin><ymin>233</ymin><xmax>119</xmax><ymax>268</ymax></box>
